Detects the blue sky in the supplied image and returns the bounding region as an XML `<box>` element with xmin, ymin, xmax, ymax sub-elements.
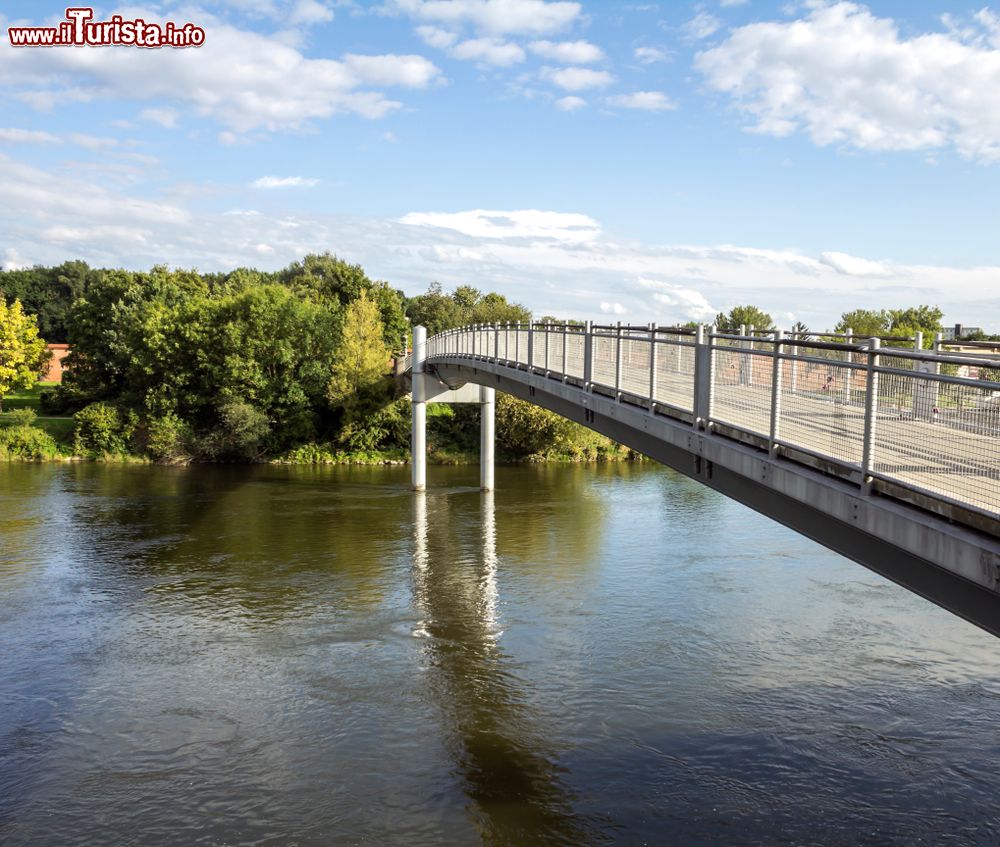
<box><xmin>1</xmin><ymin>0</ymin><xmax>999</xmax><ymax>329</ymax></box>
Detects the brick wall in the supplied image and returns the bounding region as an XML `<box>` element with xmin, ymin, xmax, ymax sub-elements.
<box><xmin>43</xmin><ymin>344</ymin><xmax>70</xmax><ymax>383</ymax></box>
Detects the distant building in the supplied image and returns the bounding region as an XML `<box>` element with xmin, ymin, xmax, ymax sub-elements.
<box><xmin>942</xmin><ymin>323</ymin><xmax>984</xmax><ymax>340</ymax></box>
<box><xmin>43</xmin><ymin>344</ymin><xmax>69</xmax><ymax>383</ymax></box>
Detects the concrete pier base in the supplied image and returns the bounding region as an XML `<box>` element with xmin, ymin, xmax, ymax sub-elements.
<box><xmin>480</xmin><ymin>385</ymin><xmax>495</xmax><ymax>491</ymax></box>
<box><xmin>411</xmin><ymin>325</ymin><xmax>427</xmax><ymax>491</ymax></box>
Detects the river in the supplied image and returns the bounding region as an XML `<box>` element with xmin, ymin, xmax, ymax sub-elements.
<box><xmin>1</xmin><ymin>462</ymin><xmax>999</xmax><ymax>845</ymax></box>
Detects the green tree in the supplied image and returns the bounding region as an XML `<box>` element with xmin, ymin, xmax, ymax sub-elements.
<box><xmin>834</xmin><ymin>309</ymin><xmax>889</xmax><ymax>338</ymax></box>
<box><xmin>405</xmin><ymin>282</ymin><xmax>463</xmax><ymax>334</ymax></box>
<box><xmin>405</xmin><ymin>282</ymin><xmax>530</xmax><ymax>334</ymax></box>
<box><xmin>280</xmin><ymin>252</ymin><xmax>407</xmax><ymax>346</ymax></box>
<box><xmin>0</xmin><ymin>260</ymin><xmax>96</xmax><ymax>342</ymax></box>
<box><xmin>0</xmin><ymin>299</ymin><xmax>48</xmax><ymax>411</ymax></box>
<box><xmin>835</xmin><ymin>305</ymin><xmax>942</xmax><ymax>348</ymax></box>
<box><xmin>714</xmin><ymin>305</ymin><xmax>775</xmax><ymax>332</ymax></box>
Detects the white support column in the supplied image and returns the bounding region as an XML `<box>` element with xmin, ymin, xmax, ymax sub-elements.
<box><xmin>480</xmin><ymin>385</ymin><xmax>495</xmax><ymax>491</ymax></box>
<box><xmin>411</xmin><ymin>325</ymin><xmax>427</xmax><ymax>491</ymax></box>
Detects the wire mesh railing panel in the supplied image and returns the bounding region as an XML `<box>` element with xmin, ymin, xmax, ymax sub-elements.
<box><xmin>653</xmin><ymin>336</ymin><xmax>696</xmax><ymax>412</ymax></box>
<box><xmin>620</xmin><ymin>334</ymin><xmax>652</xmax><ymax>398</ymax></box>
<box><xmin>872</xmin><ymin>362</ymin><xmax>1000</xmax><ymax>515</ymax></box>
<box><xmin>710</xmin><ymin>340</ymin><xmax>773</xmax><ymax>437</ymax></box>
<box><xmin>545</xmin><ymin>330</ymin><xmax>564</xmax><ymax>374</ymax></box>
<box><xmin>591</xmin><ymin>332</ymin><xmax>617</xmax><ymax>389</ymax></box>
<box><xmin>565</xmin><ymin>332</ymin><xmax>586</xmax><ymax>380</ymax></box>
<box><xmin>775</xmin><ymin>353</ymin><xmax>866</xmax><ymax>467</ymax></box>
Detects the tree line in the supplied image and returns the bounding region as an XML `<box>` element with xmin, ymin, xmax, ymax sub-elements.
<box><xmin>0</xmin><ymin>255</ymin><xmax>627</xmax><ymax>463</ymax></box>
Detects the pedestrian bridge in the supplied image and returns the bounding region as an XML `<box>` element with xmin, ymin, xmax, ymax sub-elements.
<box><xmin>403</xmin><ymin>322</ymin><xmax>1000</xmax><ymax>637</ymax></box>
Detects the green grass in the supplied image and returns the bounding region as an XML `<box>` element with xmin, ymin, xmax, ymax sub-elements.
<box><xmin>0</xmin><ymin>382</ymin><xmax>75</xmax><ymax>445</ymax></box>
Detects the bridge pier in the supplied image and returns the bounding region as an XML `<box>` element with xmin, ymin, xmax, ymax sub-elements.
<box><xmin>480</xmin><ymin>385</ymin><xmax>495</xmax><ymax>491</ymax></box>
<box><xmin>411</xmin><ymin>325</ymin><xmax>427</xmax><ymax>491</ymax></box>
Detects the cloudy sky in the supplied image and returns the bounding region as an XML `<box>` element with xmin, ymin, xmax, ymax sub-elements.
<box><xmin>2</xmin><ymin>0</ymin><xmax>999</xmax><ymax>329</ymax></box>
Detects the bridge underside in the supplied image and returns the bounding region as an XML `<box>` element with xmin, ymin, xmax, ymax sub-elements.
<box><xmin>430</xmin><ymin>359</ymin><xmax>1000</xmax><ymax>639</ymax></box>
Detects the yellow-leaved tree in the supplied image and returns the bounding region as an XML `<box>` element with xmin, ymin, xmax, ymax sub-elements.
<box><xmin>327</xmin><ymin>291</ymin><xmax>391</xmax><ymax>424</ymax></box>
<box><xmin>0</xmin><ymin>299</ymin><xmax>48</xmax><ymax>412</ymax></box>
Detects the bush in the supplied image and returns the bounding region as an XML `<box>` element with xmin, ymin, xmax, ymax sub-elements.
<box><xmin>145</xmin><ymin>412</ymin><xmax>192</xmax><ymax>463</ymax></box>
<box><xmin>73</xmin><ymin>402</ymin><xmax>137</xmax><ymax>455</ymax></box>
<box><xmin>8</xmin><ymin>407</ymin><xmax>37</xmax><ymax>427</ymax></box>
<box><xmin>0</xmin><ymin>425</ymin><xmax>59</xmax><ymax>460</ymax></box>
<box><xmin>203</xmin><ymin>399</ymin><xmax>270</xmax><ymax>460</ymax></box>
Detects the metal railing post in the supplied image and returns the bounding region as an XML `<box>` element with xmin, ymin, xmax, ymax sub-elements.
<box><xmin>648</xmin><ymin>322</ymin><xmax>658</xmax><ymax>408</ymax></box>
<box><xmin>614</xmin><ymin>321</ymin><xmax>623</xmax><ymax>400</ymax></box>
<box><xmin>694</xmin><ymin>324</ymin><xmax>714</xmax><ymax>429</ymax></box>
<box><xmin>561</xmin><ymin>324</ymin><xmax>568</xmax><ymax>382</ymax></box>
<box><xmin>544</xmin><ymin>320</ymin><xmax>550</xmax><ymax>375</ymax></box>
<box><xmin>584</xmin><ymin>321</ymin><xmax>593</xmax><ymax>389</ymax></box>
<box><xmin>746</xmin><ymin>324</ymin><xmax>755</xmax><ymax>387</ymax></box>
<box><xmin>769</xmin><ymin>330</ymin><xmax>783</xmax><ymax>456</ymax></box>
<box><xmin>861</xmin><ymin>338</ymin><xmax>880</xmax><ymax>494</ymax></box>
<box><xmin>527</xmin><ymin>321</ymin><xmax>534</xmax><ymax>372</ymax></box>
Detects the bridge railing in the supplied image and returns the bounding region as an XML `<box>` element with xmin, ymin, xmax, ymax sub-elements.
<box><xmin>422</xmin><ymin>322</ymin><xmax>1000</xmax><ymax>525</ymax></box>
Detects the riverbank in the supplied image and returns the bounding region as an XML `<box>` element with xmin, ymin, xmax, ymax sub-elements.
<box><xmin>2</xmin><ymin>383</ymin><xmax>639</xmax><ymax>465</ymax></box>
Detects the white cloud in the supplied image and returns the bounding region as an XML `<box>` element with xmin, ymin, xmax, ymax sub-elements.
<box><xmin>600</xmin><ymin>301</ymin><xmax>627</xmax><ymax>315</ymax></box>
<box><xmin>68</xmin><ymin>133</ymin><xmax>119</xmax><ymax>150</ymax></box>
<box><xmin>683</xmin><ymin>12</ymin><xmax>722</xmax><ymax>40</ymax></box>
<box><xmin>541</xmin><ymin>66</ymin><xmax>614</xmax><ymax>91</ymax></box>
<box><xmin>633</xmin><ymin>46</ymin><xmax>669</xmax><ymax>65</ymax></box>
<box><xmin>250</xmin><ymin>176</ymin><xmax>320</xmax><ymax>188</ymax></box>
<box><xmin>637</xmin><ymin>277</ymin><xmax>717</xmax><ymax>321</ymax></box>
<box><xmin>416</xmin><ymin>25</ymin><xmax>458</xmax><ymax>48</ymax></box>
<box><xmin>2</xmin><ymin>247</ymin><xmax>29</xmax><ymax>271</ymax></box>
<box><xmin>0</xmin><ymin>127</ymin><xmax>115</xmax><ymax>149</ymax></box>
<box><xmin>695</xmin><ymin>2</ymin><xmax>1000</xmax><ymax>161</ymax></box>
<box><xmin>2</xmin><ymin>152</ymin><xmax>999</xmax><ymax>327</ymax></box>
<box><xmin>0</xmin><ymin>17</ymin><xmax>441</xmax><ymax>131</ymax></box>
<box><xmin>141</xmin><ymin>108</ymin><xmax>179</xmax><ymax>128</ymax></box>
<box><xmin>555</xmin><ymin>95</ymin><xmax>586</xmax><ymax>111</ymax></box>
<box><xmin>289</xmin><ymin>0</ymin><xmax>334</xmax><ymax>25</ymax></box>
<box><xmin>529</xmin><ymin>40</ymin><xmax>604</xmax><ymax>63</ymax></box>
<box><xmin>389</xmin><ymin>0</ymin><xmax>581</xmax><ymax>36</ymax></box>
<box><xmin>0</xmin><ymin>128</ymin><xmax>60</xmax><ymax>144</ymax></box>
<box><xmin>720</xmin><ymin>0</ymin><xmax>748</xmax><ymax>6</ymax></box>
<box><xmin>819</xmin><ymin>251</ymin><xmax>891</xmax><ymax>277</ymax></box>
<box><xmin>450</xmin><ymin>37</ymin><xmax>526</xmax><ymax>66</ymax></box>
<box><xmin>606</xmin><ymin>91</ymin><xmax>676</xmax><ymax>111</ymax></box>
<box><xmin>400</xmin><ymin>209</ymin><xmax>601</xmax><ymax>243</ymax></box>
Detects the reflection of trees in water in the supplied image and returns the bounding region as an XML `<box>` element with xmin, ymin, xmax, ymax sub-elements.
<box><xmin>0</xmin><ymin>465</ymin><xmax>67</xmax><ymax>583</ymax></box>
<box><xmin>412</xmin><ymin>491</ymin><xmax>599</xmax><ymax>846</ymax></box>
<box><xmin>492</xmin><ymin>464</ymin><xmax>607</xmax><ymax>574</ymax></box>
<box><xmin>55</xmin><ymin>464</ymin><xmax>408</xmax><ymax>624</ymax></box>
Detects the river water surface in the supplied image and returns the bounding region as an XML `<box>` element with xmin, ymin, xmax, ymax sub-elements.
<box><xmin>2</xmin><ymin>462</ymin><xmax>999</xmax><ymax>845</ymax></box>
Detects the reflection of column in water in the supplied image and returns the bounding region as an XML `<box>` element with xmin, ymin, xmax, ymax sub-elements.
<box><xmin>411</xmin><ymin>492</ymin><xmax>430</xmax><ymax>638</ymax></box>
<box><xmin>479</xmin><ymin>490</ymin><xmax>499</xmax><ymax>637</ymax></box>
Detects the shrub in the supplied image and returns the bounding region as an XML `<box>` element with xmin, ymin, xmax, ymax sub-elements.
<box><xmin>0</xmin><ymin>425</ymin><xmax>59</xmax><ymax>460</ymax></box>
<box><xmin>145</xmin><ymin>412</ymin><xmax>192</xmax><ymax>463</ymax></box>
<box><xmin>8</xmin><ymin>407</ymin><xmax>37</xmax><ymax>427</ymax></box>
<box><xmin>206</xmin><ymin>399</ymin><xmax>270</xmax><ymax>460</ymax></box>
<box><xmin>73</xmin><ymin>402</ymin><xmax>137</xmax><ymax>455</ymax></box>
